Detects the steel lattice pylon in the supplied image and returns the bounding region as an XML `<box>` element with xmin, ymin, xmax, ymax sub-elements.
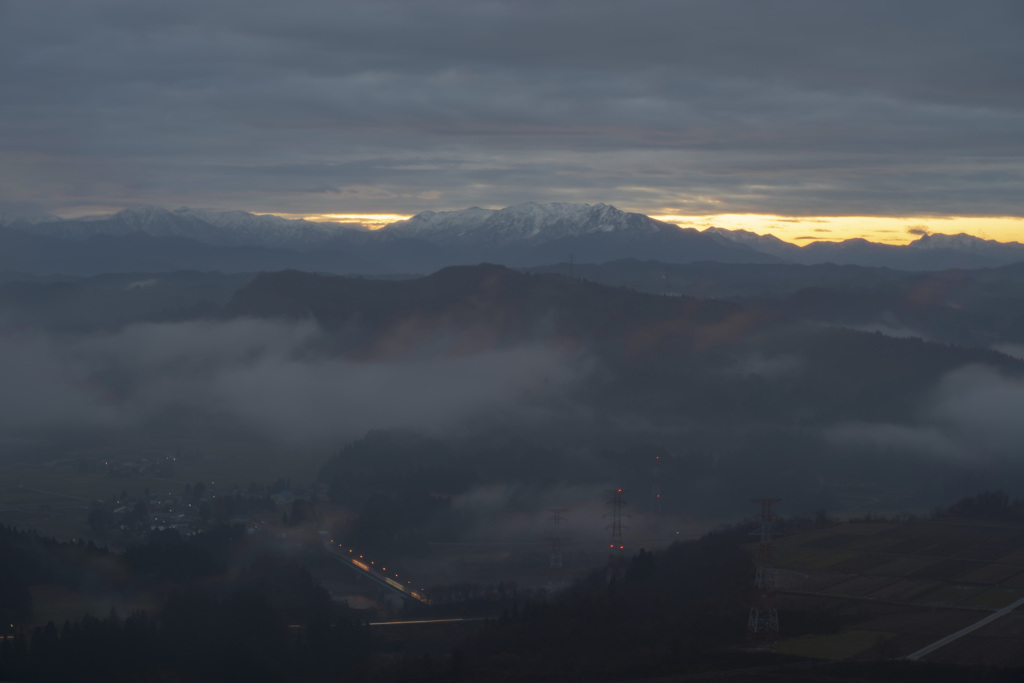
<box><xmin>546</xmin><ymin>507</ymin><xmax>568</xmax><ymax>581</ymax></box>
<box><xmin>747</xmin><ymin>498</ymin><xmax>781</xmax><ymax>644</ymax></box>
<box><xmin>605</xmin><ymin>489</ymin><xmax>628</xmax><ymax>583</ymax></box>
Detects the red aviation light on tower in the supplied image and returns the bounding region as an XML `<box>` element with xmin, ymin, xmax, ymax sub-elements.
<box><xmin>605</xmin><ymin>488</ymin><xmax>629</xmax><ymax>583</ymax></box>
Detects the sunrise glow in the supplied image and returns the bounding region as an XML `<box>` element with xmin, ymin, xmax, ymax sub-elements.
<box><xmin>275</xmin><ymin>210</ymin><xmax>1024</xmax><ymax>244</ymax></box>
<box><xmin>295</xmin><ymin>213</ymin><xmax>413</xmax><ymax>230</ymax></box>
<box><xmin>305</xmin><ymin>211</ymin><xmax>1024</xmax><ymax>245</ymax></box>
<box><xmin>650</xmin><ymin>215</ymin><xmax>1024</xmax><ymax>246</ymax></box>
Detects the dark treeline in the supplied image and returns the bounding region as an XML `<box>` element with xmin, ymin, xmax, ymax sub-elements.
<box><xmin>374</xmin><ymin>528</ymin><xmax>765</xmax><ymax>681</ymax></box>
<box><xmin>384</xmin><ymin>523</ymin><xmax>1024</xmax><ymax>682</ymax></box>
<box><xmin>0</xmin><ymin>524</ymin><xmax>372</xmax><ymax>682</ymax></box>
<box><xmin>0</xmin><ymin>526</ymin><xmax>109</xmax><ymax>626</ymax></box>
<box><xmin>384</xmin><ymin>522</ymin><xmax>1024</xmax><ymax>682</ymax></box>
<box><xmin>0</xmin><ymin>591</ymin><xmax>370</xmax><ymax>683</ymax></box>
<box><xmin>935</xmin><ymin>490</ymin><xmax>1024</xmax><ymax>522</ymax></box>
<box><xmin>0</xmin><ymin>523</ymin><xmax>248</xmax><ymax>608</ymax></box>
<box><xmin>0</xmin><ymin>524</ymin><xmax>345</xmax><ymax>620</ymax></box>
<box><xmin>4</xmin><ymin>515</ymin><xmax>1024</xmax><ymax>680</ymax></box>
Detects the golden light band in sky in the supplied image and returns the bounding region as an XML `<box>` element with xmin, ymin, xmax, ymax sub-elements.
<box><xmin>286</xmin><ymin>213</ymin><xmax>413</xmax><ymax>230</ymax></box>
<box><xmin>650</xmin><ymin>215</ymin><xmax>1024</xmax><ymax>246</ymax></box>
<box><xmin>295</xmin><ymin>211</ymin><xmax>1024</xmax><ymax>246</ymax></box>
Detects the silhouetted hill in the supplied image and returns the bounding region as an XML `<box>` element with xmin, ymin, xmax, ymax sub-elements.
<box><xmin>527</xmin><ymin>259</ymin><xmax>912</xmax><ymax>297</ymax></box>
<box><xmin>224</xmin><ymin>265</ymin><xmax>1022</xmax><ymax>432</ymax></box>
<box><xmin>527</xmin><ymin>259</ymin><xmax>1024</xmax><ymax>350</ymax></box>
<box><xmin>225</xmin><ymin>265</ymin><xmax>746</xmax><ymax>358</ymax></box>
<box><xmin>796</xmin><ymin>238</ymin><xmax>1000</xmax><ymax>270</ymax></box>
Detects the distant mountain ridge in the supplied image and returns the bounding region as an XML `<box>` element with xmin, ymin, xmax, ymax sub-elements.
<box><xmin>2</xmin><ymin>202</ymin><xmax>1023</xmax><ymax>274</ymax></box>
<box><xmin>9</xmin><ymin>206</ymin><xmax>367</xmax><ymax>249</ymax></box>
<box><xmin>704</xmin><ymin>223</ymin><xmax>1024</xmax><ymax>270</ymax></box>
<box><xmin>381</xmin><ymin>202</ymin><xmax>666</xmax><ymax>245</ymax></box>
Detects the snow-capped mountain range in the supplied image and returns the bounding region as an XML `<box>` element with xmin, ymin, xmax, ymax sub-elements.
<box><xmin>2</xmin><ymin>202</ymin><xmax>1023</xmax><ymax>275</ymax></box>
<box><xmin>382</xmin><ymin>202</ymin><xmax>667</xmax><ymax>246</ymax></box>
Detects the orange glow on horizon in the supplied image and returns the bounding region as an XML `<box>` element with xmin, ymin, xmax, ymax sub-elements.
<box><xmin>57</xmin><ymin>207</ymin><xmax>1024</xmax><ymax>244</ymax></box>
<box><xmin>650</xmin><ymin>214</ymin><xmax>1024</xmax><ymax>246</ymax></box>
<box><xmin>285</xmin><ymin>213</ymin><xmax>412</xmax><ymax>230</ymax></box>
<box><xmin>293</xmin><ymin>210</ymin><xmax>1024</xmax><ymax>244</ymax></box>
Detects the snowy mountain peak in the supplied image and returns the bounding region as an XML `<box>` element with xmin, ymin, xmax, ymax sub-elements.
<box><xmin>10</xmin><ymin>202</ymin><xmax>1024</xmax><ymax>272</ymax></box>
<box><xmin>909</xmin><ymin>232</ymin><xmax>1024</xmax><ymax>253</ymax></box>
<box><xmin>702</xmin><ymin>226</ymin><xmax>800</xmax><ymax>259</ymax></box>
<box><xmin>703</xmin><ymin>226</ymin><xmax>792</xmax><ymax>247</ymax></box>
<box><xmin>380</xmin><ymin>202</ymin><xmax>668</xmax><ymax>246</ymax></box>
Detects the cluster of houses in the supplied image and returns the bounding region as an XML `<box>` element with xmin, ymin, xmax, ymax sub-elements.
<box><xmin>90</xmin><ymin>461</ymin><xmax>307</xmax><ymax>539</ymax></box>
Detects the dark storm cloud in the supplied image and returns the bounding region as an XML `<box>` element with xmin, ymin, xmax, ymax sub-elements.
<box><xmin>1</xmin><ymin>0</ymin><xmax>1022</xmax><ymax>216</ymax></box>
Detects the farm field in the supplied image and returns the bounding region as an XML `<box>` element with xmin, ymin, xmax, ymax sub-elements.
<box><xmin>773</xmin><ymin>518</ymin><xmax>1024</xmax><ymax>666</ymax></box>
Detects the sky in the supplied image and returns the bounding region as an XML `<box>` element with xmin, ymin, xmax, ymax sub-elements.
<box><xmin>1</xmin><ymin>0</ymin><xmax>1023</xmax><ymax>244</ymax></box>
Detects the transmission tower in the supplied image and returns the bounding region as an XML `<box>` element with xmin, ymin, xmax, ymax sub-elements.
<box><xmin>651</xmin><ymin>456</ymin><xmax>663</xmax><ymax>515</ymax></box>
<box><xmin>747</xmin><ymin>498</ymin><xmax>781</xmax><ymax>644</ymax></box>
<box><xmin>605</xmin><ymin>489</ymin><xmax>628</xmax><ymax>582</ymax></box>
<box><xmin>546</xmin><ymin>507</ymin><xmax>568</xmax><ymax>581</ymax></box>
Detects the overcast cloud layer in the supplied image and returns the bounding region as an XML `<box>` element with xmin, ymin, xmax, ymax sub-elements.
<box><xmin>1</xmin><ymin>0</ymin><xmax>1022</xmax><ymax>218</ymax></box>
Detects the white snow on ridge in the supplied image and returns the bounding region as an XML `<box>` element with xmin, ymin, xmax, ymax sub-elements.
<box><xmin>909</xmin><ymin>232</ymin><xmax>1024</xmax><ymax>254</ymax></box>
<box><xmin>702</xmin><ymin>226</ymin><xmax>800</xmax><ymax>259</ymax></box>
<box><xmin>379</xmin><ymin>202</ymin><xmax>671</xmax><ymax>246</ymax></box>
<box><xmin>9</xmin><ymin>202</ymin><xmax>1024</xmax><ymax>270</ymax></box>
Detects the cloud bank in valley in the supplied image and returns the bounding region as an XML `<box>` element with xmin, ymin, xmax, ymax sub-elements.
<box><xmin>0</xmin><ymin>318</ymin><xmax>584</xmax><ymax>444</ymax></box>
<box><xmin>927</xmin><ymin>365</ymin><xmax>1024</xmax><ymax>454</ymax></box>
<box><xmin>826</xmin><ymin>364</ymin><xmax>1024</xmax><ymax>460</ymax></box>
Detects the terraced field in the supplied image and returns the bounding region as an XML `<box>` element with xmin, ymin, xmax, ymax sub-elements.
<box><xmin>772</xmin><ymin>518</ymin><xmax>1024</xmax><ymax>666</ymax></box>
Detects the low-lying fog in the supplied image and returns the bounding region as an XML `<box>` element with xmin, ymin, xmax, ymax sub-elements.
<box><xmin>0</xmin><ymin>318</ymin><xmax>583</xmax><ymax>444</ymax></box>
<box><xmin>5</xmin><ymin>312</ymin><xmax>1024</xmax><ymax>523</ymax></box>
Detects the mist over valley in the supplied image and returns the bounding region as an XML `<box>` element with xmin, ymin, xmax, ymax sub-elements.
<box><xmin>5</xmin><ymin>259</ymin><xmax>1024</xmax><ymax>528</ymax></box>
